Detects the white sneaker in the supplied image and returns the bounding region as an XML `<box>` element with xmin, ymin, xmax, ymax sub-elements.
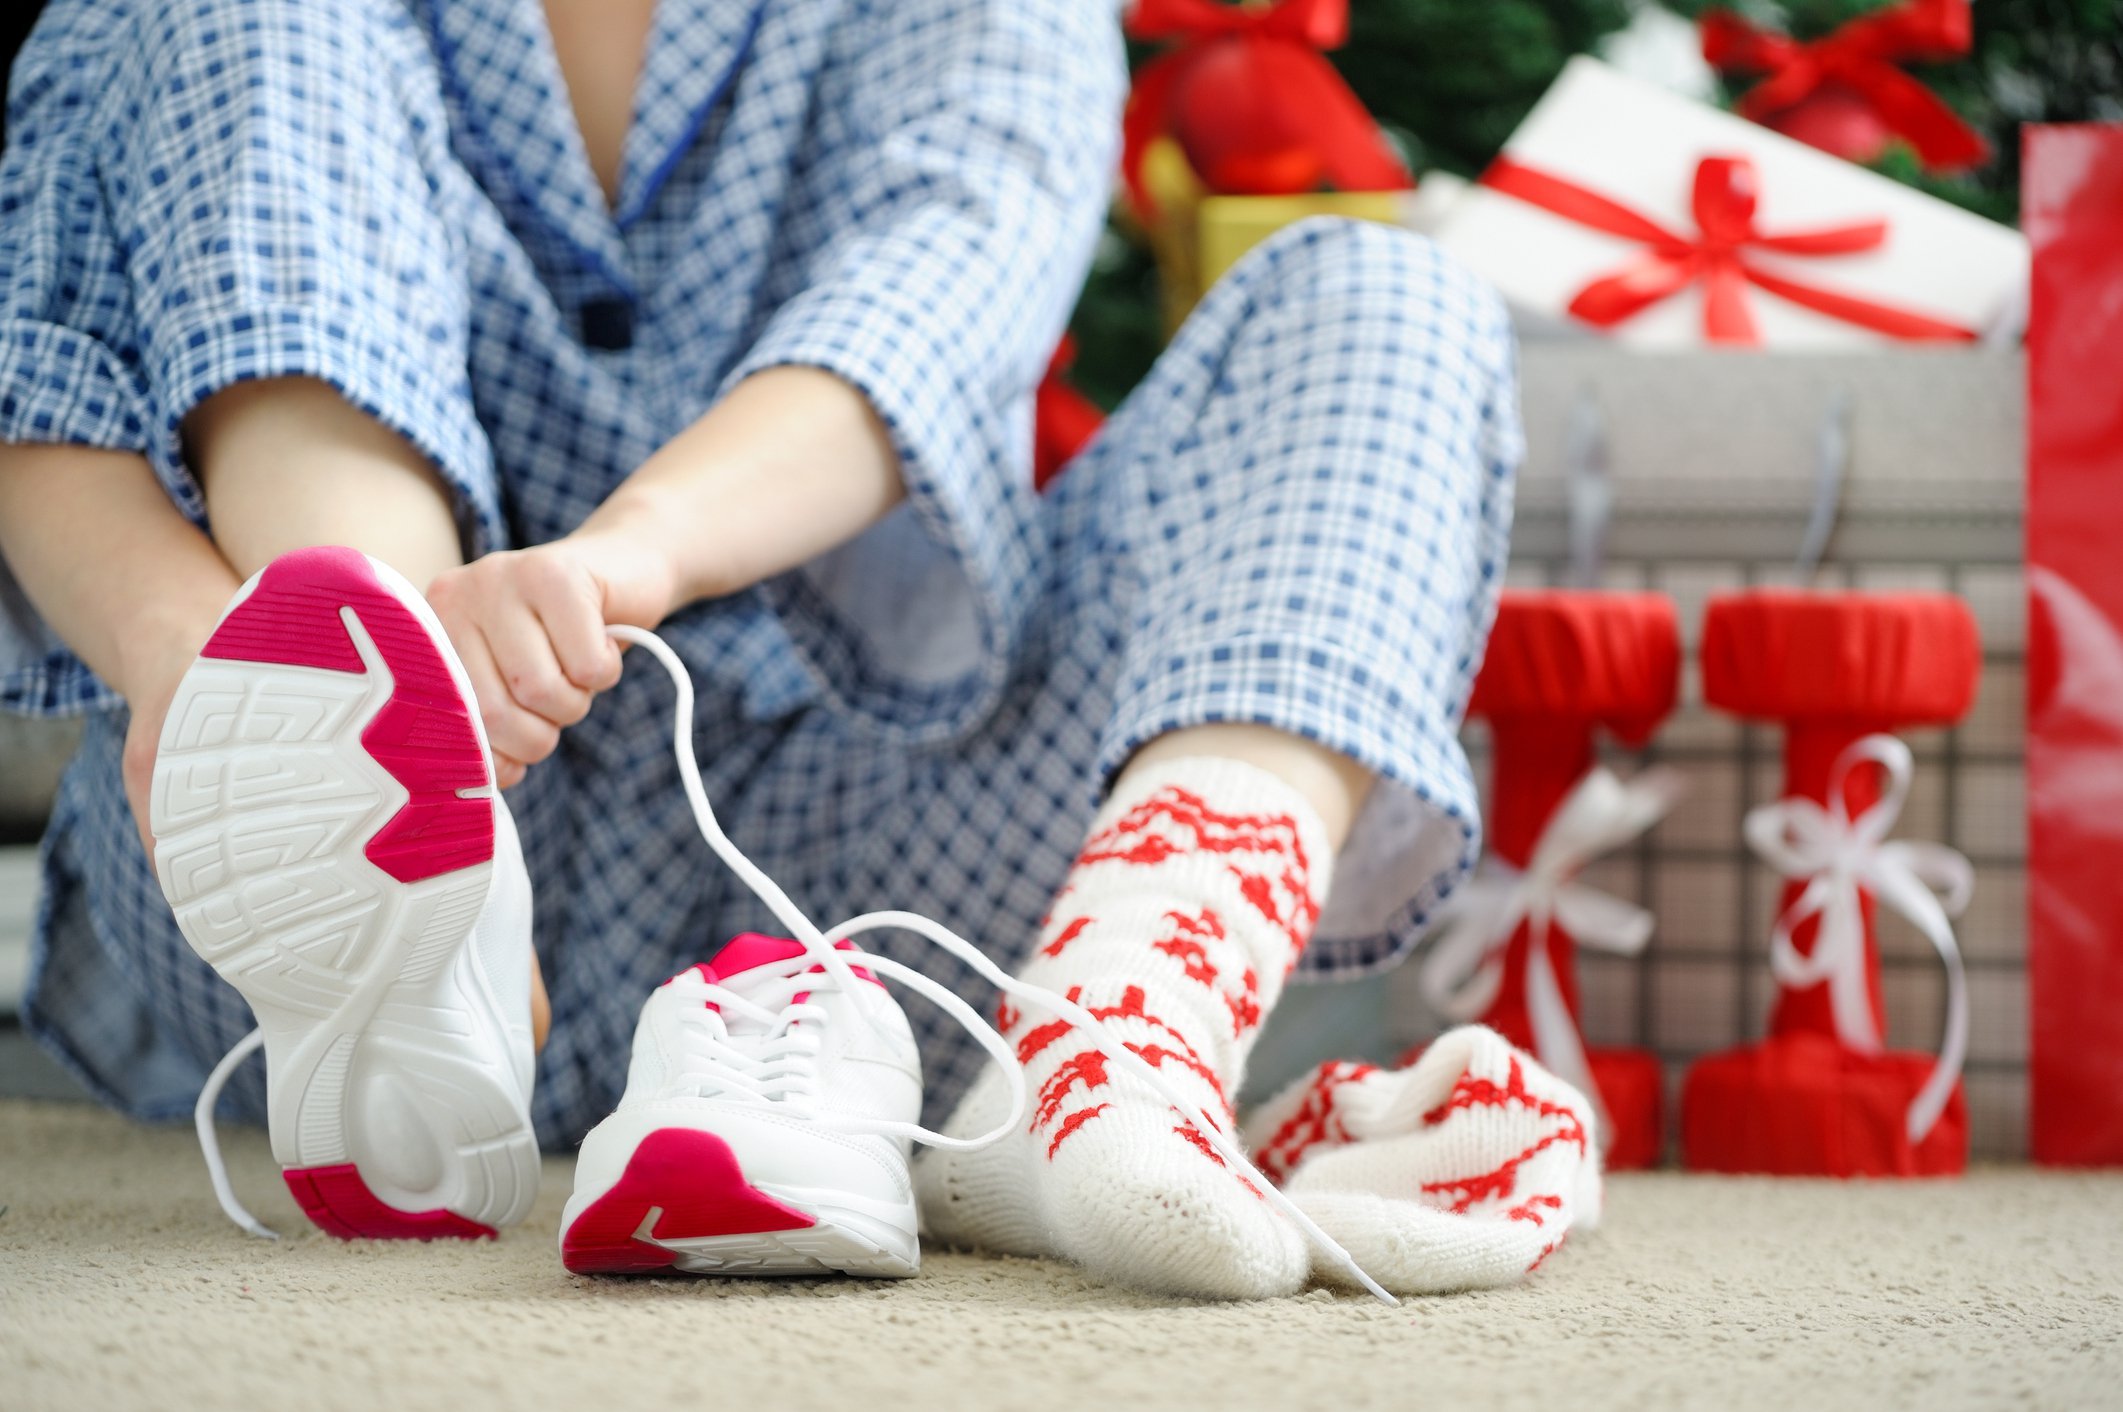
<box><xmin>153</xmin><ymin>546</ymin><xmax>539</xmax><ymax>1239</ymax></box>
<box><xmin>560</xmin><ymin>933</ymin><xmax>923</xmax><ymax>1277</ymax></box>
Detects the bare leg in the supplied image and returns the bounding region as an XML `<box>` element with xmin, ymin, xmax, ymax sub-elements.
<box><xmin>186</xmin><ymin>377</ymin><xmax>464</xmax><ymax>586</ymax></box>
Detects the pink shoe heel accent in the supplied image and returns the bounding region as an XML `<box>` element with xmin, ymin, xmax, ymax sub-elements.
<box><xmin>202</xmin><ymin>546</ymin><xmax>493</xmax><ymax>882</ymax></box>
<box><xmin>283</xmin><ymin>1163</ymin><xmax>497</xmax><ymax>1241</ymax></box>
<box><xmin>561</xmin><ymin>1128</ymin><xmax>816</xmax><ymax>1275</ymax></box>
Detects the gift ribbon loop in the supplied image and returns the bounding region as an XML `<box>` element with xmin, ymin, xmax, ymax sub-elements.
<box><xmin>1743</xmin><ymin>734</ymin><xmax>1972</xmax><ymax>1143</ymax></box>
<box><xmin>1701</xmin><ymin>0</ymin><xmax>1989</xmax><ymax>173</ymax></box>
<box><xmin>1421</xmin><ymin>766</ymin><xmax>1684</xmax><ymax>1128</ymax></box>
<box><xmin>1481</xmin><ymin>154</ymin><xmax>1978</xmax><ymax>345</ymax></box>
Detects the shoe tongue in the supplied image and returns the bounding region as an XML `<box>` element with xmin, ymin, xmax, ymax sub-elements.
<box><xmin>704</xmin><ymin>933</ymin><xmax>814</xmax><ymax>984</ymax></box>
<box><xmin>697</xmin><ymin>933</ymin><xmax>879</xmax><ymax>1008</ymax></box>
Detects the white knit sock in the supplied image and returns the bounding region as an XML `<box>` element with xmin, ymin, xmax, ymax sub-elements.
<box><xmin>1242</xmin><ymin>1026</ymin><xmax>1604</xmax><ymax>1295</ymax></box>
<box><xmin>917</xmin><ymin>757</ymin><xmax>1335</xmax><ymax>1299</ymax></box>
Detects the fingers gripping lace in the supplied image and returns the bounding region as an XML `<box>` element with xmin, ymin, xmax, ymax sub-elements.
<box><xmin>611</xmin><ymin>625</ymin><xmax>1399</xmax><ymax>1306</ymax></box>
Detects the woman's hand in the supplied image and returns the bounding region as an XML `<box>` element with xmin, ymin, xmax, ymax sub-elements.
<box><xmin>426</xmin><ymin>525</ymin><xmax>677</xmax><ymax>788</ymax></box>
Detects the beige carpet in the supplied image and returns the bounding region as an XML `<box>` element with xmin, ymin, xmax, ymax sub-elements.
<box><xmin>2</xmin><ymin>1099</ymin><xmax>2117</xmax><ymax>1412</ymax></box>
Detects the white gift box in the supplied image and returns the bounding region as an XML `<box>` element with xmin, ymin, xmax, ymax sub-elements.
<box><xmin>1431</xmin><ymin>58</ymin><xmax>2029</xmax><ymax>349</ymax></box>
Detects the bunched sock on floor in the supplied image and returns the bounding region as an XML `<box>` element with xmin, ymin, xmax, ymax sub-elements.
<box><xmin>916</xmin><ymin>757</ymin><xmax>1334</xmax><ymax>1299</ymax></box>
<box><xmin>1243</xmin><ymin>1026</ymin><xmax>1604</xmax><ymax>1295</ymax></box>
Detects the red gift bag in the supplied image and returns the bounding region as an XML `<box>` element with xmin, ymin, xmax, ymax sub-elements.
<box><xmin>2025</xmin><ymin>123</ymin><xmax>2123</xmax><ymax>1167</ymax></box>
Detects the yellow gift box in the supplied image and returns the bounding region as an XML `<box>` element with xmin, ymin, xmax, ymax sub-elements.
<box><xmin>1197</xmin><ymin>191</ymin><xmax>1411</xmax><ymax>290</ymax></box>
<box><xmin>1136</xmin><ymin>138</ymin><xmax>1452</xmax><ymax>333</ymax></box>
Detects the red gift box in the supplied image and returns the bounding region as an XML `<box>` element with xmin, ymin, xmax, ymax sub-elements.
<box><xmin>2025</xmin><ymin>124</ymin><xmax>2123</xmax><ymax>1167</ymax></box>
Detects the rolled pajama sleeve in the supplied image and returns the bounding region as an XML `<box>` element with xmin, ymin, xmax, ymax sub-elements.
<box><xmin>100</xmin><ymin>0</ymin><xmax>500</xmax><ymax>551</ymax></box>
<box><xmin>725</xmin><ymin>0</ymin><xmax>1126</xmax><ymax>741</ymax></box>
<box><xmin>0</xmin><ymin>1</ymin><xmax>500</xmax><ymax>714</ymax></box>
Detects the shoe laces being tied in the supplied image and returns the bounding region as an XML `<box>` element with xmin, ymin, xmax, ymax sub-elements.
<box><xmin>609</xmin><ymin>625</ymin><xmax>1398</xmax><ymax>1305</ymax></box>
<box><xmin>197</xmin><ymin>624</ymin><xmax>1400</xmax><ymax>1304</ymax></box>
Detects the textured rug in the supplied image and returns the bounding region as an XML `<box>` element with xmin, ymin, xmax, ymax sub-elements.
<box><xmin>1</xmin><ymin>1098</ymin><xmax>2117</xmax><ymax>1411</ymax></box>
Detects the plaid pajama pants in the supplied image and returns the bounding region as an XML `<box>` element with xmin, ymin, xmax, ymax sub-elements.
<box><xmin>4</xmin><ymin>0</ymin><xmax>1519</xmax><ymax>1144</ymax></box>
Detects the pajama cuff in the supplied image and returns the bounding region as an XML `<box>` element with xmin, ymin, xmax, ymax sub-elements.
<box><xmin>0</xmin><ymin>319</ymin><xmax>154</xmax><ymax>452</ymax></box>
<box><xmin>1096</xmin><ymin>632</ymin><xmax>1485</xmax><ymax>979</ymax></box>
<box><xmin>724</xmin><ymin>276</ymin><xmax>1035</xmax><ymax>744</ymax></box>
<box><xmin>150</xmin><ymin>302</ymin><xmax>503</xmax><ymax>557</ymax></box>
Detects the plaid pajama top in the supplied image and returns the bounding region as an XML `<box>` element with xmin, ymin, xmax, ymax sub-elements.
<box><xmin>0</xmin><ymin>0</ymin><xmax>1521</xmax><ymax>1140</ymax></box>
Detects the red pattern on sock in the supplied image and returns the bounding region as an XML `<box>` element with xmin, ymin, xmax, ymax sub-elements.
<box><xmin>1016</xmin><ymin>986</ymin><xmax>1086</xmax><ymax>1064</ymax></box>
<box><xmin>1041</xmin><ymin>915</ymin><xmax>1096</xmax><ymax>958</ymax></box>
<box><xmin>1150</xmin><ymin>908</ymin><xmax>1224</xmax><ymax>985</ymax></box>
<box><xmin>1172</xmin><ymin>1115</ymin><xmax>1264</xmax><ymax>1198</ymax></box>
<box><xmin>1174</xmin><ymin>1118</ymin><xmax>1226</xmax><ymax>1166</ymax></box>
<box><xmin>1127</xmin><ymin>1041</ymin><xmax>1229</xmax><ymax>1115</ymax></box>
<box><xmin>1029</xmin><ymin>987</ymin><xmax>1232</xmax><ymax>1162</ymax></box>
<box><xmin>1505</xmin><ymin>1194</ymin><xmax>1564</xmax><ymax>1226</ymax></box>
<box><xmin>1223</xmin><ymin>968</ymin><xmax>1263</xmax><ymax>1037</ymax></box>
<box><xmin>1147</xmin><ymin>909</ymin><xmax>1267</xmax><ymax>1040</ymax></box>
<box><xmin>1417</xmin><ymin>1056</ymin><xmax>1590</xmax><ymax>1215</ymax></box>
<box><xmin>1153</xmin><ymin>935</ymin><xmax>1216</xmax><ymax>984</ymax></box>
<box><xmin>1231</xmin><ymin>863</ymin><xmax>1320</xmax><ymax>973</ymax></box>
<box><xmin>1251</xmin><ymin>1059</ymin><xmax>1380</xmax><ymax>1184</ymax></box>
<box><xmin>1079</xmin><ymin>787</ymin><xmax>1312</xmax><ymax>879</ymax></box>
<box><xmin>1421</xmin><ymin>1055</ymin><xmax>1585</xmax><ymax>1137</ymax></box>
<box><xmin>1084</xmin><ymin>985</ymin><xmax>1199</xmax><ymax>1055</ymax></box>
<box><xmin>1046</xmin><ymin>1103</ymin><xmax>1111</xmax><ymax>1159</ymax></box>
<box><xmin>1034</xmin><ymin>1050</ymin><xmax>1112</xmax><ymax>1129</ymax></box>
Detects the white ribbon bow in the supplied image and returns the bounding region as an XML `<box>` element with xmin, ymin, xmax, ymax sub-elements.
<box><xmin>1422</xmin><ymin>765</ymin><xmax>1685</xmax><ymax>1128</ymax></box>
<box><xmin>1743</xmin><ymin>734</ymin><xmax>1973</xmax><ymax>1144</ymax></box>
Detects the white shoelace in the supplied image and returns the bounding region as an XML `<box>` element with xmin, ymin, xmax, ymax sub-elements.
<box><xmin>192</xmin><ymin>624</ymin><xmax>1398</xmax><ymax>1305</ymax></box>
<box><xmin>665</xmin><ymin>967</ymin><xmax>832</xmax><ymax>1104</ymax></box>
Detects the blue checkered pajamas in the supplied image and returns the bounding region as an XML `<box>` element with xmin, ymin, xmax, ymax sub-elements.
<box><xmin>1</xmin><ymin>0</ymin><xmax>1519</xmax><ymax>1144</ymax></box>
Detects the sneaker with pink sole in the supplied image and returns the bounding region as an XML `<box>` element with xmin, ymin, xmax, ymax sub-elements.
<box><xmin>560</xmin><ymin>934</ymin><xmax>923</xmax><ymax>1277</ymax></box>
<box><xmin>153</xmin><ymin>546</ymin><xmax>539</xmax><ymax>1240</ymax></box>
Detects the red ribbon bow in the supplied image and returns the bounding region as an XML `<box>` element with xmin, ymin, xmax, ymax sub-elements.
<box><xmin>1701</xmin><ymin>0</ymin><xmax>1989</xmax><ymax>173</ymax></box>
<box><xmin>1481</xmin><ymin>153</ymin><xmax>1978</xmax><ymax>345</ymax></box>
<box><xmin>1121</xmin><ymin>0</ymin><xmax>1410</xmax><ymax>218</ymax></box>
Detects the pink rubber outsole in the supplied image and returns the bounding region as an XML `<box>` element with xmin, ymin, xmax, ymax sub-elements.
<box><xmin>561</xmin><ymin>1129</ymin><xmax>816</xmax><ymax>1274</ymax></box>
<box><xmin>284</xmin><ymin>1165</ymin><xmax>497</xmax><ymax>1241</ymax></box>
<box><xmin>202</xmin><ymin>545</ymin><xmax>494</xmax><ymax>883</ymax></box>
<box><xmin>202</xmin><ymin>546</ymin><xmax>498</xmax><ymax>1240</ymax></box>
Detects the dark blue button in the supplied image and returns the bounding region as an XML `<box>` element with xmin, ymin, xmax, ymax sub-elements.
<box><xmin>580</xmin><ymin>298</ymin><xmax>634</xmax><ymax>352</ymax></box>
